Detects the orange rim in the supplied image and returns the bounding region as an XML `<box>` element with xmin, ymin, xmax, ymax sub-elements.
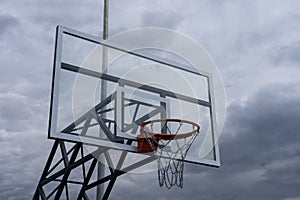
<box><xmin>140</xmin><ymin>118</ymin><xmax>200</xmax><ymax>140</ymax></box>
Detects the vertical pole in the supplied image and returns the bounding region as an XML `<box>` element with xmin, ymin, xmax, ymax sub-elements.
<box><xmin>103</xmin><ymin>0</ymin><xmax>109</xmax><ymax>40</ymax></box>
<box><xmin>97</xmin><ymin>0</ymin><xmax>109</xmax><ymax>199</ymax></box>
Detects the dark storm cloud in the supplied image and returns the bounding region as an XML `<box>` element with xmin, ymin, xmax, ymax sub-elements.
<box><xmin>216</xmin><ymin>83</ymin><xmax>300</xmax><ymax>200</ymax></box>
<box><xmin>227</xmin><ymin>85</ymin><xmax>299</xmax><ymax>159</ymax></box>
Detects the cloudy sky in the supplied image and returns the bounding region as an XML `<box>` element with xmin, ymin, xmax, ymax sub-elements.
<box><xmin>1</xmin><ymin>0</ymin><xmax>300</xmax><ymax>199</ymax></box>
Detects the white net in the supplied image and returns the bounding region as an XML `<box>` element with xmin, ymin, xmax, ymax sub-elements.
<box><xmin>140</xmin><ymin>119</ymin><xmax>200</xmax><ymax>189</ymax></box>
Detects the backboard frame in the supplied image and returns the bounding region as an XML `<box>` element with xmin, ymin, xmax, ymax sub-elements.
<box><xmin>48</xmin><ymin>25</ymin><xmax>221</xmax><ymax>167</ymax></box>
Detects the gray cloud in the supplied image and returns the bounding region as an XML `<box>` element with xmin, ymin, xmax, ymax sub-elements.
<box><xmin>267</xmin><ymin>42</ymin><xmax>300</xmax><ymax>66</ymax></box>
<box><xmin>203</xmin><ymin>83</ymin><xmax>300</xmax><ymax>200</ymax></box>
<box><xmin>141</xmin><ymin>10</ymin><xmax>184</xmax><ymax>29</ymax></box>
<box><xmin>0</xmin><ymin>129</ymin><xmax>52</xmax><ymax>199</ymax></box>
<box><xmin>0</xmin><ymin>14</ymin><xmax>19</xmax><ymax>35</ymax></box>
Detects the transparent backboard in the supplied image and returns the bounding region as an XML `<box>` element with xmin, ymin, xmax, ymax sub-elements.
<box><xmin>49</xmin><ymin>25</ymin><xmax>220</xmax><ymax>167</ymax></box>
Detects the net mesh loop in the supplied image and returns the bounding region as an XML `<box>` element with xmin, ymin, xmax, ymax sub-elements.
<box><xmin>139</xmin><ymin>118</ymin><xmax>200</xmax><ymax>189</ymax></box>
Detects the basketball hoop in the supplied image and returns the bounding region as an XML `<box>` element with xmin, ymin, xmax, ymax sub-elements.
<box><xmin>137</xmin><ymin>118</ymin><xmax>200</xmax><ymax>189</ymax></box>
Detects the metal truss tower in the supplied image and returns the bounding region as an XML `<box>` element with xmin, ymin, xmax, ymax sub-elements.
<box><xmin>33</xmin><ymin>139</ymin><xmax>154</xmax><ymax>199</ymax></box>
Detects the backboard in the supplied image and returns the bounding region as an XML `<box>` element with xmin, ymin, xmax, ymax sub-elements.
<box><xmin>49</xmin><ymin>25</ymin><xmax>221</xmax><ymax>167</ymax></box>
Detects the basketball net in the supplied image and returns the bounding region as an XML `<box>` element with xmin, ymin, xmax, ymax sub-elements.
<box><xmin>139</xmin><ymin>119</ymin><xmax>200</xmax><ymax>189</ymax></box>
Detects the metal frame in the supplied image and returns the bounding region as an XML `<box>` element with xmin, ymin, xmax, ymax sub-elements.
<box><xmin>48</xmin><ymin>25</ymin><xmax>220</xmax><ymax>166</ymax></box>
<box><xmin>33</xmin><ymin>140</ymin><xmax>156</xmax><ymax>200</ymax></box>
<box><xmin>116</xmin><ymin>85</ymin><xmax>170</xmax><ymax>140</ymax></box>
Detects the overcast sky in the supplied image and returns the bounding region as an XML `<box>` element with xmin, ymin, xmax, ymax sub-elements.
<box><xmin>1</xmin><ymin>0</ymin><xmax>300</xmax><ymax>199</ymax></box>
